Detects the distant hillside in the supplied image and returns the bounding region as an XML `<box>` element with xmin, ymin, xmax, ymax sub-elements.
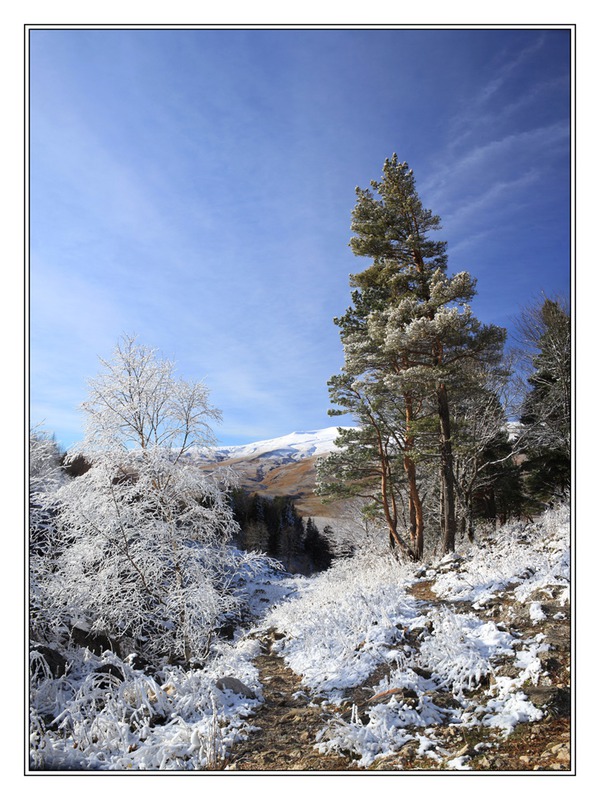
<box><xmin>190</xmin><ymin>427</ymin><xmax>353</xmax><ymax>520</ymax></box>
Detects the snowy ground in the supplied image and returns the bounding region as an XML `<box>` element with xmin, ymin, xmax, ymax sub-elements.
<box><xmin>29</xmin><ymin>504</ymin><xmax>570</xmax><ymax>772</ymax></box>
<box><xmin>263</xmin><ymin>505</ymin><xmax>570</xmax><ymax>769</ymax></box>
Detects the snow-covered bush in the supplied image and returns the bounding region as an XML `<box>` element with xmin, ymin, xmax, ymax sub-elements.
<box><xmin>418</xmin><ymin>608</ymin><xmax>513</xmax><ymax>696</ymax></box>
<box><xmin>30</xmin><ymin>425</ymin><xmax>65</xmax><ymax>502</ymax></box>
<box><xmin>29</xmin><ymin>426</ymin><xmax>68</xmax><ymax>642</ymax></box>
<box><xmin>48</xmin><ymin>450</ymin><xmax>252</xmax><ymax>665</ymax></box>
<box><xmin>431</xmin><ymin>504</ymin><xmax>570</xmax><ymax>607</ymax></box>
<box><xmin>37</xmin><ymin>336</ymin><xmax>265</xmax><ymax>666</ymax></box>
<box><xmin>265</xmin><ymin>551</ymin><xmax>424</xmax><ymax>698</ymax></box>
<box><xmin>29</xmin><ymin>638</ymin><xmax>263</xmax><ymax>770</ymax></box>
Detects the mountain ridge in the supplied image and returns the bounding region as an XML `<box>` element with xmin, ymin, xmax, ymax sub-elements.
<box><xmin>210</xmin><ymin>426</ymin><xmax>350</xmax><ymax>463</ymax></box>
<box><xmin>191</xmin><ymin>426</ymin><xmax>354</xmax><ymax>520</ymax></box>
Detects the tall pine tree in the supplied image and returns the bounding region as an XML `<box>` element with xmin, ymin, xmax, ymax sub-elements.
<box><xmin>517</xmin><ymin>297</ymin><xmax>571</xmax><ymax>503</ymax></box>
<box><xmin>324</xmin><ymin>155</ymin><xmax>505</xmax><ymax>555</ymax></box>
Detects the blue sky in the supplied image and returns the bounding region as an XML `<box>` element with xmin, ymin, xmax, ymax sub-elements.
<box><xmin>28</xmin><ymin>27</ymin><xmax>572</xmax><ymax>449</ymax></box>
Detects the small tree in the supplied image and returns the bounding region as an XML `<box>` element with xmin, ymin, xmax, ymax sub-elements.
<box><xmin>450</xmin><ymin>369</ymin><xmax>523</xmax><ymax>539</ymax></box>
<box><xmin>317</xmin><ymin>384</ymin><xmax>423</xmax><ymax>558</ymax></box>
<box><xmin>29</xmin><ymin>426</ymin><xmax>67</xmax><ymax>642</ymax></box>
<box><xmin>515</xmin><ymin>297</ymin><xmax>571</xmax><ymax>503</ymax></box>
<box><xmin>48</xmin><ymin>336</ymin><xmax>258</xmax><ymax>666</ymax></box>
<box><xmin>29</xmin><ymin>425</ymin><xmax>65</xmax><ymax>544</ymax></box>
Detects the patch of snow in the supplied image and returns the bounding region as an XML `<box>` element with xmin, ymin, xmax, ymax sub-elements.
<box><xmin>529</xmin><ymin>601</ymin><xmax>546</xmax><ymax>623</ymax></box>
<box><xmin>447</xmin><ymin>755</ymin><xmax>472</xmax><ymax>770</ymax></box>
<box><xmin>479</xmin><ymin>691</ymin><xmax>543</xmax><ymax>734</ymax></box>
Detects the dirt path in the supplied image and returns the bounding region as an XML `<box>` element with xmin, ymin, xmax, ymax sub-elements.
<box><xmin>226</xmin><ymin>574</ymin><xmax>571</xmax><ymax>772</ymax></box>
<box><xmin>227</xmin><ymin>638</ymin><xmax>356</xmax><ymax>771</ymax></box>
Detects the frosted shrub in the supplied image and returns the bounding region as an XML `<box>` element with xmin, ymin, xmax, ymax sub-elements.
<box><xmin>432</xmin><ymin>504</ymin><xmax>570</xmax><ymax>607</ymax></box>
<box><xmin>29</xmin><ymin>426</ymin><xmax>68</xmax><ymax>642</ymax></box>
<box><xmin>418</xmin><ymin>608</ymin><xmax>513</xmax><ymax>697</ymax></box>
<box><xmin>39</xmin><ymin>336</ymin><xmax>267</xmax><ymax>667</ymax></box>
<box><xmin>30</xmin><ymin>639</ymin><xmax>262</xmax><ymax>771</ymax></box>
<box><xmin>266</xmin><ymin>552</ymin><xmax>423</xmax><ymax>697</ymax></box>
<box><xmin>49</xmin><ymin>453</ymin><xmax>251</xmax><ymax>664</ymax></box>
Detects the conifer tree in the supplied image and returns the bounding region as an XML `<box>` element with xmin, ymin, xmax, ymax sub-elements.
<box><xmin>325</xmin><ymin>155</ymin><xmax>505</xmax><ymax>555</ymax></box>
<box><xmin>517</xmin><ymin>297</ymin><xmax>571</xmax><ymax>503</ymax></box>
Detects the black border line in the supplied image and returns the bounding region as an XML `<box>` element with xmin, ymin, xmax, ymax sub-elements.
<box><xmin>24</xmin><ymin>22</ymin><xmax>576</xmax><ymax>779</ymax></box>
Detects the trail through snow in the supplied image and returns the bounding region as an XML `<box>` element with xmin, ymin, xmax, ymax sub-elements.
<box><xmin>30</xmin><ymin>506</ymin><xmax>571</xmax><ymax>772</ymax></box>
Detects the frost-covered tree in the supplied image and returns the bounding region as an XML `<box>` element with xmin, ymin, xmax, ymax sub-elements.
<box><xmin>450</xmin><ymin>366</ymin><xmax>523</xmax><ymax>539</ymax></box>
<box><xmin>48</xmin><ymin>336</ymin><xmax>258</xmax><ymax>666</ymax></box>
<box><xmin>29</xmin><ymin>426</ymin><xmax>67</xmax><ymax>642</ymax></box>
<box><xmin>324</xmin><ymin>155</ymin><xmax>505</xmax><ymax>555</ymax></box>
<box><xmin>318</xmin><ymin>374</ymin><xmax>429</xmax><ymax>558</ymax></box>
<box><xmin>30</xmin><ymin>425</ymin><xmax>65</xmax><ymax>541</ymax></box>
<box><xmin>516</xmin><ymin>297</ymin><xmax>571</xmax><ymax>502</ymax></box>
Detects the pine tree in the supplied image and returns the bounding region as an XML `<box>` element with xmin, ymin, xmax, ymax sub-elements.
<box><xmin>325</xmin><ymin>155</ymin><xmax>505</xmax><ymax>555</ymax></box>
<box><xmin>304</xmin><ymin>518</ymin><xmax>333</xmax><ymax>572</ymax></box>
<box><xmin>517</xmin><ymin>297</ymin><xmax>571</xmax><ymax>503</ymax></box>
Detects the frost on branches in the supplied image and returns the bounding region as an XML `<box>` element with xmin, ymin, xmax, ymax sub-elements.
<box><xmin>36</xmin><ymin>336</ymin><xmax>261</xmax><ymax>667</ymax></box>
<box><xmin>30</xmin><ymin>426</ymin><xmax>67</xmax><ymax>643</ymax></box>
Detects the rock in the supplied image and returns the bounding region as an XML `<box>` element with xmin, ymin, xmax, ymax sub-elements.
<box><xmin>216</xmin><ymin>676</ymin><xmax>256</xmax><ymax>699</ymax></box>
<box><xmin>125</xmin><ymin>652</ymin><xmax>150</xmax><ymax>672</ymax></box>
<box><xmin>455</xmin><ymin>744</ymin><xmax>471</xmax><ymax>758</ymax></box>
<box><xmin>525</xmin><ymin>686</ymin><xmax>555</xmax><ymax>707</ymax></box>
<box><xmin>549</xmin><ymin>742</ymin><xmax>570</xmax><ymax>762</ymax></box>
<box><xmin>217</xmin><ymin>622</ymin><xmax>237</xmax><ymax>641</ymax></box>
<box><xmin>30</xmin><ymin>645</ymin><xmax>68</xmax><ymax>679</ymax></box>
<box><xmin>94</xmin><ymin>663</ymin><xmax>124</xmax><ymax>682</ymax></box>
<box><xmin>411</xmin><ymin>665</ymin><xmax>433</xmax><ymax>680</ymax></box>
<box><xmin>544</xmin><ymin>626</ymin><xmax>570</xmax><ymax>650</ymax></box>
<box><xmin>71</xmin><ymin>626</ymin><xmax>120</xmax><ymax>657</ymax></box>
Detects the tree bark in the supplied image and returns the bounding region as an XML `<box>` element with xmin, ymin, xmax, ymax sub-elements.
<box><xmin>404</xmin><ymin>453</ymin><xmax>424</xmax><ymax>559</ymax></box>
<box><xmin>373</xmin><ymin>421</ymin><xmax>405</xmax><ymax>554</ymax></box>
<box><xmin>404</xmin><ymin>394</ymin><xmax>424</xmax><ymax>560</ymax></box>
<box><xmin>437</xmin><ymin>382</ymin><xmax>456</xmax><ymax>553</ymax></box>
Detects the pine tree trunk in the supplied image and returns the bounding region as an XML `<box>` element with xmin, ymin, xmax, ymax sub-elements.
<box><xmin>437</xmin><ymin>382</ymin><xmax>456</xmax><ymax>553</ymax></box>
<box><xmin>373</xmin><ymin>423</ymin><xmax>407</xmax><ymax>555</ymax></box>
<box><xmin>404</xmin><ymin>395</ymin><xmax>424</xmax><ymax>560</ymax></box>
<box><xmin>404</xmin><ymin>454</ymin><xmax>424</xmax><ymax>559</ymax></box>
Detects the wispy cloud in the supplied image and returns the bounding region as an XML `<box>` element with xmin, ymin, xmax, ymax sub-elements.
<box><xmin>29</xmin><ymin>29</ymin><xmax>571</xmax><ymax>448</ymax></box>
<box><xmin>423</xmin><ymin>120</ymin><xmax>568</xmax><ymax>206</ymax></box>
<box><xmin>478</xmin><ymin>34</ymin><xmax>547</xmax><ymax>104</ymax></box>
<box><xmin>419</xmin><ymin>119</ymin><xmax>569</xmax><ymax>264</ymax></box>
<box><xmin>444</xmin><ymin>33</ymin><xmax>549</xmax><ymax>151</ymax></box>
<box><xmin>442</xmin><ymin>169</ymin><xmax>539</xmax><ymax>235</ymax></box>
<box><xmin>447</xmin><ymin>122</ymin><xmax>567</xmax><ymax>179</ymax></box>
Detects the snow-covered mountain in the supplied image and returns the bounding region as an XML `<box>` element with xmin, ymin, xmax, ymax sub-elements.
<box><xmin>211</xmin><ymin>427</ymin><xmax>347</xmax><ymax>464</ymax></box>
<box><xmin>191</xmin><ymin>427</ymin><xmax>353</xmax><ymax>519</ymax></box>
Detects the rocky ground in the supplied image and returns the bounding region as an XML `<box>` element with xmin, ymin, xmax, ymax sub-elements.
<box><xmin>223</xmin><ymin>573</ymin><xmax>571</xmax><ymax>773</ymax></box>
<box><xmin>225</xmin><ymin>639</ymin><xmax>357</xmax><ymax>771</ymax></box>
